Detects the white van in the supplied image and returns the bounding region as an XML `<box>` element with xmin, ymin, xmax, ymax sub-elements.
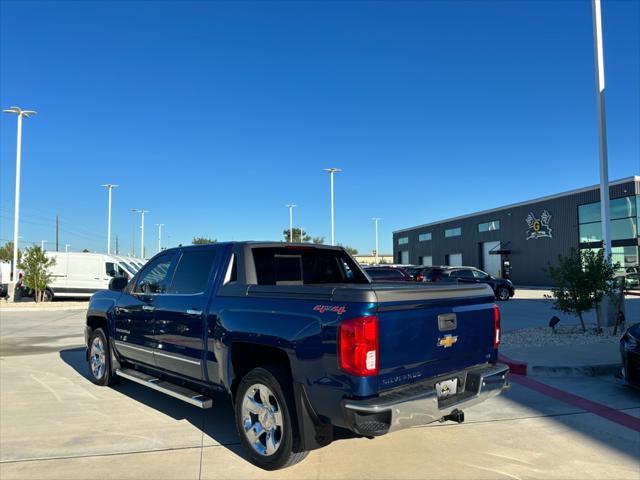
<box><xmin>44</xmin><ymin>252</ymin><xmax>133</xmax><ymax>299</ymax></box>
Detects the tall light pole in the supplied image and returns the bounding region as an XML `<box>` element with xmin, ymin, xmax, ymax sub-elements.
<box><xmin>592</xmin><ymin>0</ymin><xmax>611</xmax><ymax>260</ymax></box>
<box><xmin>156</xmin><ymin>223</ymin><xmax>164</xmax><ymax>253</ymax></box>
<box><xmin>3</xmin><ymin>106</ymin><xmax>37</xmax><ymax>281</ymax></box>
<box><xmin>372</xmin><ymin>217</ymin><xmax>381</xmax><ymax>264</ymax></box>
<box><xmin>101</xmin><ymin>184</ymin><xmax>118</xmax><ymax>254</ymax></box>
<box><xmin>323</xmin><ymin>168</ymin><xmax>342</xmax><ymax>245</ymax></box>
<box><xmin>132</xmin><ymin>209</ymin><xmax>149</xmax><ymax>259</ymax></box>
<box><xmin>285</xmin><ymin>204</ymin><xmax>296</xmax><ymax>242</ymax></box>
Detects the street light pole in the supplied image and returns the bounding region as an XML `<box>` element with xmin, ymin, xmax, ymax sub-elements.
<box><xmin>156</xmin><ymin>224</ymin><xmax>164</xmax><ymax>253</ymax></box>
<box><xmin>132</xmin><ymin>209</ymin><xmax>149</xmax><ymax>259</ymax></box>
<box><xmin>101</xmin><ymin>184</ymin><xmax>118</xmax><ymax>254</ymax></box>
<box><xmin>3</xmin><ymin>107</ymin><xmax>36</xmax><ymax>281</ymax></box>
<box><xmin>372</xmin><ymin>217</ymin><xmax>381</xmax><ymax>264</ymax></box>
<box><xmin>285</xmin><ymin>204</ymin><xmax>296</xmax><ymax>242</ymax></box>
<box><xmin>323</xmin><ymin>168</ymin><xmax>342</xmax><ymax>245</ymax></box>
<box><xmin>592</xmin><ymin>0</ymin><xmax>611</xmax><ymax>260</ymax></box>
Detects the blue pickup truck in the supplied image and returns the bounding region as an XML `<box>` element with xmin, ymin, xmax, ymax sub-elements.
<box><xmin>85</xmin><ymin>242</ymin><xmax>509</xmax><ymax>470</ymax></box>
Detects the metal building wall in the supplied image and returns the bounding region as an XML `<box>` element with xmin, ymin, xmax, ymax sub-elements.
<box><xmin>393</xmin><ymin>179</ymin><xmax>639</xmax><ymax>286</ymax></box>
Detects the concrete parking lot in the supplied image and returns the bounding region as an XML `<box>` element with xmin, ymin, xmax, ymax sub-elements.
<box><xmin>1</xmin><ymin>299</ymin><xmax>639</xmax><ymax>479</ymax></box>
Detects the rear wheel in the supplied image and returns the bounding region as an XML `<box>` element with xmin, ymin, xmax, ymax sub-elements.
<box><xmin>235</xmin><ymin>366</ymin><xmax>308</xmax><ymax>470</ymax></box>
<box><xmin>497</xmin><ymin>286</ymin><xmax>510</xmax><ymax>301</ymax></box>
<box><xmin>88</xmin><ymin>329</ymin><xmax>117</xmax><ymax>386</ymax></box>
<box><xmin>43</xmin><ymin>289</ymin><xmax>54</xmax><ymax>302</ymax></box>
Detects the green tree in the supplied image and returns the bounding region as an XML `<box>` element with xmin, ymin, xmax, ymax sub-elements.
<box><xmin>337</xmin><ymin>243</ymin><xmax>358</xmax><ymax>255</ymax></box>
<box><xmin>312</xmin><ymin>236</ymin><xmax>325</xmax><ymax>245</ymax></box>
<box><xmin>582</xmin><ymin>249</ymin><xmax>618</xmax><ymax>330</ymax></box>
<box><xmin>17</xmin><ymin>246</ymin><xmax>56</xmax><ymax>302</ymax></box>
<box><xmin>546</xmin><ymin>249</ymin><xmax>593</xmax><ymax>332</ymax></box>
<box><xmin>0</xmin><ymin>242</ymin><xmax>19</xmax><ymax>263</ymax></box>
<box><xmin>283</xmin><ymin>228</ymin><xmax>311</xmax><ymax>243</ymax></box>
<box><xmin>192</xmin><ymin>237</ymin><xmax>217</xmax><ymax>245</ymax></box>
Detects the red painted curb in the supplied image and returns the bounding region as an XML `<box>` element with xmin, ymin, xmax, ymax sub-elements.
<box><xmin>510</xmin><ymin>373</ymin><xmax>640</xmax><ymax>433</ymax></box>
<box><xmin>498</xmin><ymin>353</ymin><xmax>528</xmax><ymax>376</ymax></box>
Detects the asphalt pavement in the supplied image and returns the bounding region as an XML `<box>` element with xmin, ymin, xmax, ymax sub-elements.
<box><xmin>0</xmin><ymin>302</ymin><xmax>639</xmax><ymax>479</ymax></box>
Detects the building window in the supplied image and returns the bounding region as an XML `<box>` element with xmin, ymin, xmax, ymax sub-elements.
<box><xmin>418</xmin><ymin>232</ymin><xmax>432</xmax><ymax>242</ymax></box>
<box><xmin>398</xmin><ymin>237</ymin><xmax>409</xmax><ymax>245</ymax></box>
<box><xmin>578</xmin><ymin>196</ymin><xmax>639</xmax><ymax>243</ymax></box>
<box><xmin>478</xmin><ymin>220</ymin><xmax>500</xmax><ymax>232</ymax></box>
<box><xmin>445</xmin><ymin>253</ymin><xmax>462</xmax><ymax>266</ymax></box>
<box><xmin>444</xmin><ymin>227</ymin><xmax>461</xmax><ymax>238</ymax></box>
<box><xmin>418</xmin><ymin>256</ymin><xmax>433</xmax><ymax>266</ymax></box>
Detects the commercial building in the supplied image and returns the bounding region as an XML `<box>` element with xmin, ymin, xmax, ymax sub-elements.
<box><xmin>393</xmin><ymin>176</ymin><xmax>639</xmax><ymax>286</ymax></box>
<box><xmin>353</xmin><ymin>253</ymin><xmax>394</xmax><ymax>265</ymax></box>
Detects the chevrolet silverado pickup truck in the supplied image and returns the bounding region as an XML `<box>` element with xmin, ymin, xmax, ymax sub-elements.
<box><xmin>85</xmin><ymin>242</ymin><xmax>509</xmax><ymax>470</ymax></box>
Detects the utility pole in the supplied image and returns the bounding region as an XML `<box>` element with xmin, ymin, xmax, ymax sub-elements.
<box><xmin>372</xmin><ymin>217</ymin><xmax>381</xmax><ymax>265</ymax></box>
<box><xmin>115</xmin><ymin>235</ymin><xmax>119</xmax><ymax>255</ymax></box>
<box><xmin>55</xmin><ymin>215</ymin><xmax>59</xmax><ymax>251</ymax></box>
<box><xmin>3</xmin><ymin>106</ymin><xmax>36</xmax><ymax>281</ymax></box>
<box><xmin>101</xmin><ymin>184</ymin><xmax>118</xmax><ymax>254</ymax></box>
<box><xmin>592</xmin><ymin>0</ymin><xmax>611</xmax><ymax>260</ymax></box>
<box><xmin>323</xmin><ymin>168</ymin><xmax>342</xmax><ymax>245</ymax></box>
<box><xmin>285</xmin><ymin>204</ymin><xmax>296</xmax><ymax>242</ymax></box>
<box><xmin>156</xmin><ymin>224</ymin><xmax>164</xmax><ymax>253</ymax></box>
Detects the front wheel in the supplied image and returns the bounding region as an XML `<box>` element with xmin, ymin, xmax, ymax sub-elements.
<box><xmin>497</xmin><ymin>286</ymin><xmax>510</xmax><ymax>301</ymax></box>
<box><xmin>235</xmin><ymin>366</ymin><xmax>308</xmax><ymax>470</ymax></box>
<box><xmin>88</xmin><ymin>329</ymin><xmax>117</xmax><ymax>386</ymax></box>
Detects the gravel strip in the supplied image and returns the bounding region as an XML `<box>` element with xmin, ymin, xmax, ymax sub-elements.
<box><xmin>502</xmin><ymin>324</ymin><xmax>622</xmax><ymax>348</ymax></box>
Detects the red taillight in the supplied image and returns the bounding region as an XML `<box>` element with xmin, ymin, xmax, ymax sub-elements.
<box><xmin>416</xmin><ymin>274</ymin><xmax>424</xmax><ymax>282</ymax></box>
<box><xmin>338</xmin><ymin>316</ymin><xmax>379</xmax><ymax>376</ymax></box>
<box><xmin>493</xmin><ymin>304</ymin><xmax>501</xmax><ymax>348</ymax></box>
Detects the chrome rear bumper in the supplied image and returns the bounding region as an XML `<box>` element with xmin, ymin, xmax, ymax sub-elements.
<box><xmin>343</xmin><ymin>363</ymin><xmax>510</xmax><ymax>435</ymax></box>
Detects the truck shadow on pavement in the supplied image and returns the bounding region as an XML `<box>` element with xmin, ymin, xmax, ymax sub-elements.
<box><xmin>59</xmin><ymin>347</ymin><xmax>245</xmax><ymax>455</ymax></box>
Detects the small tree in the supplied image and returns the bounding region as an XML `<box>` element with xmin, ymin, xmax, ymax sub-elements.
<box><xmin>546</xmin><ymin>249</ymin><xmax>593</xmax><ymax>332</ymax></box>
<box><xmin>312</xmin><ymin>236</ymin><xmax>325</xmax><ymax>245</ymax></box>
<box><xmin>18</xmin><ymin>246</ymin><xmax>56</xmax><ymax>302</ymax></box>
<box><xmin>282</xmin><ymin>228</ymin><xmax>311</xmax><ymax>243</ymax></box>
<box><xmin>582</xmin><ymin>249</ymin><xmax>618</xmax><ymax>331</ymax></box>
<box><xmin>337</xmin><ymin>243</ymin><xmax>358</xmax><ymax>255</ymax></box>
<box><xmin>0</xmin><ymin>242</ymin><xmax>19</xmax><ymax>263</ymax></box>
<box><xmin>192</xmin><ymin>237</ymin><xmax>217</xmax><ymax>245</ymax></box>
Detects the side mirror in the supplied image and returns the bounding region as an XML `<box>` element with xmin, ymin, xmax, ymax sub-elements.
<box><xmin>109</xmin><ymin>276</ymin><xmax>128</xmax><ymax>292</ymax></box>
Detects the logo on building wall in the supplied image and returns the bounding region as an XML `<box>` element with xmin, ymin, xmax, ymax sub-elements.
<box><xmin>525</xmin><ymin>210</ymin><xmax>552</xmax><ymax>240</ymax></box>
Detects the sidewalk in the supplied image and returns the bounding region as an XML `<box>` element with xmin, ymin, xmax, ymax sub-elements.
<box><xmin>0</xmin><ymin>300</ymin><xmax>88</xmax><ymax>312</ymax></box>
<box><xmin>501</xmin><ymin>341</ymin><xmax>621</xmax><ymax>378</ymax></box>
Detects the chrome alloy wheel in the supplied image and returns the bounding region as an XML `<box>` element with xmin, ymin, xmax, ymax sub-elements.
<box><xmin>241</xmin><ymin>383</ymin><xmax>284</xmax><ymax>456</ymax></box>
<box><xmin>90</xmin><ymin>336</ymin><xmax>106</xmax><ymax>380</ymax></box>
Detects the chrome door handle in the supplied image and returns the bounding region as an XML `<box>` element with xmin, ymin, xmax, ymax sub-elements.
<box><xmin>142</xmin><ymin>305</ymin><xmax>156</xmax><ymax>312</ymax></box>
<box><xmin>186</xmin><ymin>309</ymin><xmax>202</xmax><ymax>316</ymax></box>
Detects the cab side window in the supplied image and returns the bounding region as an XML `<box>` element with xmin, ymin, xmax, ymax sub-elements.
<box><xmin>134</xmin><ymin>254</ymin><xmax>175</xmax><ymax>294</ymax></box>
<box><xmin>167</xmin><ymin>250</ymin><xmax>217</xmax><ymax>294</ymax></box>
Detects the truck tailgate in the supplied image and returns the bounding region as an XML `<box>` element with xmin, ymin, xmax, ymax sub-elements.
<box><xmin>373</xmin><ymin>283</ymin><xmax>496</xmax><ymax>391</ymax></box>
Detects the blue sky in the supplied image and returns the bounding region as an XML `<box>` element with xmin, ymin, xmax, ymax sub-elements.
<box><xmin>1</xmin><ymin>0</ymin><xmax>638</xmax><ymax>257</ymax></box>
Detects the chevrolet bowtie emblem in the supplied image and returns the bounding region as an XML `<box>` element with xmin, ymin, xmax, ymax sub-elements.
<box><xmin>437</xmin><ymin>334</ymin><xmax>458</xmax><ymax>348</ymax></box>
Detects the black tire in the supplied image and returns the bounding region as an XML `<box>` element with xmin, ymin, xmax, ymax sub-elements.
<box><xmin>234</xmin><ymin>365</ymin><xmax>309</xmax><ymax>470</ymax></box>
<box><xmin>43</xmin><ymin>289</ymin><xmax>54</xmax><ymax>302</ymax></box>
<box><xmin>87</xmin><ymin>329</ymin><xmax>117</xmax><ymax>386</ymax></box>
<box><xmin>497</xmin><ymin>286</ymin><xmax>510</xmax><ymax>301</ymax></box>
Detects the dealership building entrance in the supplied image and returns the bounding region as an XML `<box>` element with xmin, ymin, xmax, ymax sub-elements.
<box><xmin>393</xmin><ymin>176</ymin><xmax>639</xmax><ymax>286</ymax></box>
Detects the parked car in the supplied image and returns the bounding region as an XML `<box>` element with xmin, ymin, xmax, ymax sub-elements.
<box><xmin>21</xmin><ymin>252</ymin><xmax>133</xmax><ymax>300</ymax></box>
<box><xmin>363</xmin><ymin>266</ymin><xmax>414</xmax><ymax>282</ymax></box>
<box><xmin>620</xmin><ymin>322</ymin><xmax>640</xmax><ymax>389</ymax></box>
<box><xmin>85</xmin><ymin>242</ymin><xmax>509</xmax><ymax>470</ymax></box>
<box><xmin>417</xmin><ymin>266</ymin><xmax>514</xmax><ymax>301</ymax></box>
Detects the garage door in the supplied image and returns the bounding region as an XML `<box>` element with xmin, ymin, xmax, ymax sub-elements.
<box><xmin>482</xmin><ymin>241</ymin><xmax>501</xmax><ymax>278</ymax></box>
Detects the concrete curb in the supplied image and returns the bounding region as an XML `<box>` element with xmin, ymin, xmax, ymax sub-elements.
<box><xmin>498</xmin><ymin>353</ymin><xmax>620</xmax><ymax>378</ymax></box>
<box><xmin>0</xmin><ymin>305</ymin><xmax>87</xmax><ymax>313</ymax></box>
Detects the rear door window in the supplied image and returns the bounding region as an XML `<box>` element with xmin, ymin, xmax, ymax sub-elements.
<box><xmin>167</xmin><ymin>249</ymin><xmax>217</xmax><ymax>294</ymax></box>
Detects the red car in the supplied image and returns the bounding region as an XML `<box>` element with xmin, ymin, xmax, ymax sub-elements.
<box><xmin>364</xmin><ymin>266</ymin><xmax>414</xmax><ymax>282</ymax></box>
